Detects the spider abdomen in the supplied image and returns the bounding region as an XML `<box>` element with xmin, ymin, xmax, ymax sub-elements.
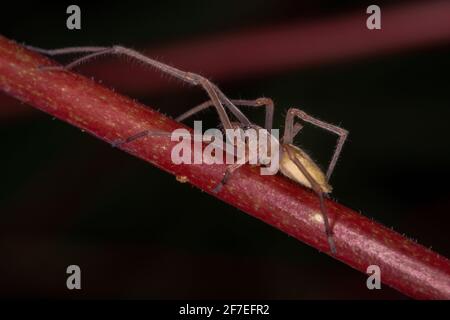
<box><xmin>280</xmin><ymin>144</ymin><xmax>332</xmax><ymax>193</ymax></box>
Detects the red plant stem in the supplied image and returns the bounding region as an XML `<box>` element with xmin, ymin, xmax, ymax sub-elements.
<box><xmin>1</xmin><ymin>35</ymin><xmax>449</xmax><ymax>299</ymax></box>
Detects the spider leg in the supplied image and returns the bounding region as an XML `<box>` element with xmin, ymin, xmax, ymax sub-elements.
<box><xmin>318</xmin><ymin>191</ymin><xmax>337</xmax><ymax>255</ymax></box>
<box><xmin>283</xmin><ymin>146</ymin><xmax>337</xmax><ymax>255</ymax></box>
<box><xmin>228</xmin><ymin>98</ymin><xmax>274</xmax><ymax>131</ymax></box>
<box><xmin>280</xmin><ymin>123</ymin><xmax>303</xmax><ymax>143</ymax></box>
<box><xmin>212</xmin><ymin>162</ymin><xmax>246</xmax><ymax>194</ymax></box>
<box><xmin>28</xmin><ymin>45</ymin><xmax>236</xmax><ymax>131</ymax></box>
<box><xmin>24</xmin><ymin>45</ymin><xmax>109</xmax><ymax>55</ymax></box>
<box><xmin>284</xmin><ymin>108</ymin><xmax>348</xmax><ymax>181</ymax></box>
<box><xmin>112</xmin><ymin>131</ymin><xmax>172</xmax><ymax>148</ymax></box>
<box><xmin>212</xmin><ymin>87</ymin><xmax>252</xmax><ymax>127</ymax></box>
<box><xmin>177</xmin><ymin>97</ymin><xmax>275</xmax><ymax>131</ymax></box>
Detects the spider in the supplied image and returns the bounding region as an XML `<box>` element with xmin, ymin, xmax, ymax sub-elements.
<box><xmin>28</xmin><ymin>45</ymin><xmax>348</xmax><ymax>255</ymax></box>
<box><xmin>174</xmin><ymin>97</ymin><xmax>348</xmax><ymax>255</ymax></box>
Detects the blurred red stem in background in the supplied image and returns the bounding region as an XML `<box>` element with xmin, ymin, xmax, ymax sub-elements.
<box><xmin>1</xmin><ymin>36</ymin><xmax>449</xmax><ymax>299</ymax></box>
<box><xmin>89</xmin><ymin>0</ymin><xmax>450</xmax><ymax>95</ymax></box>
<box><xmin>2</xmin><ymin>0</ymin><xmax>450</xmax><ymax>120</ymax></box>
<box><xmin>2</xmin><ymin>1</ymin><xmax>450</xmax><ymax>118</ymax></box>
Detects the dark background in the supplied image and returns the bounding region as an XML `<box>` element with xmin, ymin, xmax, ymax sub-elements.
<box><xmin>0</xmin><ymin>0</ymin><xmax>449</xmax><ymax>299</ymax></box>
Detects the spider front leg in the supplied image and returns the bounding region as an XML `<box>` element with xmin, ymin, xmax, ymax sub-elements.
<box><xmin>27</xmin><ymin>45</ymin><xmax>237</xmax><ymax>131</ymax></box>
<box><xmin>284</xmin><ymin>108</ymin><xmax>348</xmax><ymax>181</ymax></box>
